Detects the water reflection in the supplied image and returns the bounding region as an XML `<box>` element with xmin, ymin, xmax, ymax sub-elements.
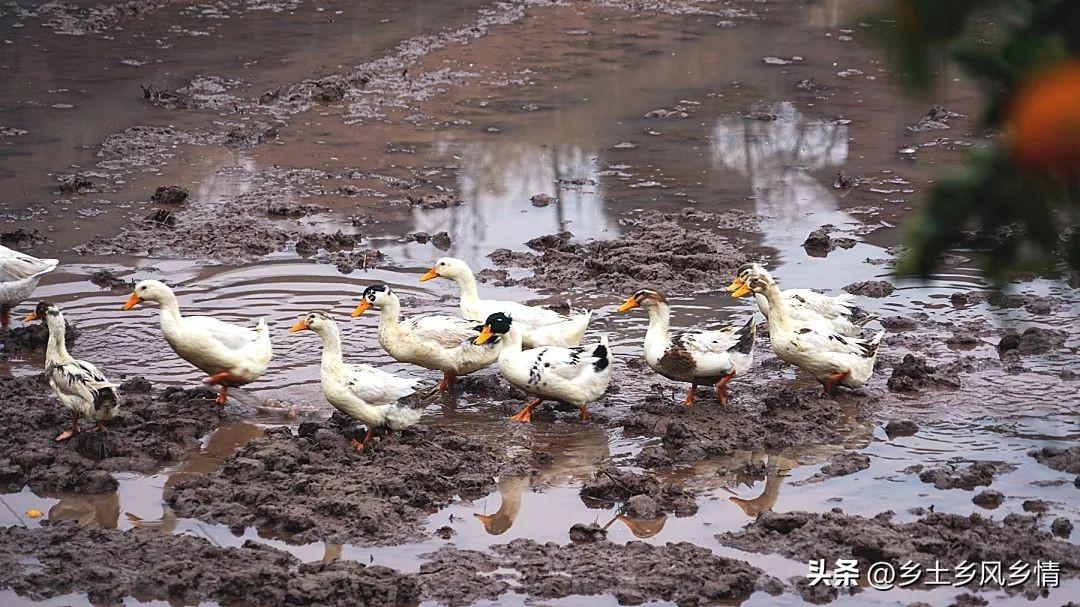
<box><xmin>710</xmin><ymin>102</ymin><xmax>853</xmax><ymax>253</ymax></box>
<box><xmin>402</xmin><ymin>141</ymin><xmax>618</xmax><ymax>269</ymax></box>
<box><xmin>727</xmin><ymin>459</ymin><xmax>791</xmax><ymax>518</ymax></box>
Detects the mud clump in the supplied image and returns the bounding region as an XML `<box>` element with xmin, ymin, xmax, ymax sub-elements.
<box><xmin>915</xmin><ymin>461</ymin><xmax>1015</xmax><ymax>490</ymax></box>
<box><xmin>803</xmin><ymin>227</ymin><xmax>856</xmax><ymax>257</ymax></box>
<box><xmin>530</xmin><ymin>193</ymin><xmax>555</xmax><ymax>207</ymax></box>
<box><xmin>1030</xmin><ymin>446</ymin><xmax>1080</xmax><ymax>474</ymax></box>
<box><xmin>884</xmin><ymin>419</ymin><xmax>919</xmax><ymax>438</ymax></box>
<box><xmin>718</xmin><ymin>510</ymin><xmax>1080</xmax><ymax>592</ymax></box>
<box><xmin>0</xmin><ymin>522</ymin><xmax>418</xmax><ymax>606</ymax></box>
<box><xmin>568</xmin><ymin>523</ymin><xmax>608</xmax><ymax>543</ymax></box>
<box><xmin>408</xmin><ymin>193</ymin><xmax>462</xmax><ymax>209</ymax></box>
<box><xmin>488</xmin><ymin>209</ymin><xmax>750</xmax><ymax>294</ymax></box>
<box><xmin>579</xmin><ymin>466</ymin><xmax>697</xmax><ymax>516</ymax></box>
<box><xmin>843</xmin><ymin>280</ymin><xmax>894</xmax><ymax>298</ymax></box>
<box><xmin>907</xmin><ymin>105</ymin><xmax>961</xmax><ymax>132</ymax></box>
<box><xmin>1052</xmin><ymin>518</ymin><xmax>1073</xmax><ymax>538</ymax></box>
<box><xmin>89</xmin><ymin>269</ymin><xmax>134</xmax><ymax>292</ymax></box>
<box><xmin>1</xmin><ymin>228</ymin><xmax>46</xmax><ymax>248</ymax></box>
<box><xmin>804</xmin><ymin>452</ymin><xmax>870</xmax><ymax>483</ymax></box>
<box><xmin>626</xmin><ymin>385</ymin><xmax>849</xmax><ymax>466</ymax></box>
<box><xmin>972</xmin><ymin>490</ymin><xmax>1004</xmax><ymax>508</ymax></box>
<box><xmin>166</xmin><ymin>417</ymin><xmax>500</xmax><ymax>545</ymax></box>
<box><xmin>1</xmin><ymin>322</ymin><xmax>77</xmax><ymax>358</ymax></box>
<box><xmin>0</xmin><ymin>375</ymin><xmax>226</xmax><ymax>494</ymax></box>
<box><xmin>887</xmin><ymin>354</ymin><xmax>963</xmax><ymax>392</ymax></box>
<box><xmin>431</xmin><ymin>231</ymin><xmax>452</xmax><ymax>251</ymax></box>
<box><xmin>150</xmin><ymin>185</ymin><xmax>189</xmax><ymax>205</ymax></box>
<box><xmin>55</xmin><ymin>173</ymin><xmax>95</xmax><ymax>194</ymax></box>
<box><xmin>998</xmin><ymin>327</ymin><xmax>1068</xmax><ymax>355</ymax></box>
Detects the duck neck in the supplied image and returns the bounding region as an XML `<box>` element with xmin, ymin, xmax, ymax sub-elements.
<box><xmin>316</xmin><ymin>325</ymin><xmax>346</xmax><ymax>373</ymax></box>
<box><xmin>375</xmin><ymin>297</ymin><xmax>404</xmax><ymax>342</ymax></box>
<box><xmin>497</xmin><ymin>328</ymin><xmax>524</xmax><ymax>361</ymax></box>
<box><xmin>450</xmin><ymin>271</ymin><xmax>482</xmax><ymax>317</ymax></box>
<box><xmin>155</xmin><ymin>290</ymin><xmax>184</xmax><ymax>328</ymax></box>
<box><xmin>759</xmin><ymin>283</ymin><xmax>792</xmax><ymax>331</ymax></box>
<box><xmin>44</xmin><ymin>314</ymin><xmax>73</xmax><ymax>364</ymax></box>
<box><xmin>644</xmin><ymin>303</ymin><xmax>672</xmax><ymax>345</ymax></box>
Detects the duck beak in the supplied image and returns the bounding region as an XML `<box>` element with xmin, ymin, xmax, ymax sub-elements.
<box><xmin>474</xmin><ymin>325</ymin><xmax>494</xmax><ymax>345</ymax></box>
<box><xmin>23</xmin><ymin>311</ymin><xmax>37</xmax><ymax>322</ymax></box>
<box><xmin>730</xmin><ymin>283</ymin><xmax>752</xmax><ymax>298</ymax></box>
<box><xmin>419</xmin><ymin>267</ymin><xmax>439</xmax><ymax>282</ymax></box>
<box><xmin>351</xmin><ymin>300</ymin><xmax>372</xmax><ymax>317</ymax></box>
<box><xmin>122</xmin><ymin>293</ymin><xmax>142</xmax><ymax>310</ymax></box>
<box><xmin>726</xmin><ymin>278</ymin><xmax>744</xmax><ymax>293</ymax></box>
<box><xmin>616</xmin><ymin>296</ymin><xmax>639</xmax><ymax>313</ymax></box>
<box><xmin>289</xmin><ymin>319</ymin><xmax>309</xmax><ymax>333</ymax></box>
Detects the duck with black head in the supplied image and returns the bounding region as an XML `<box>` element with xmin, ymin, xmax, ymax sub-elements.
<box><xmin>25</xmin><ymin>302</ymin><xmax>120</xmax><ymax>441</ymax></box>
<box><xmin>475</xmin><ymin>312</ymin><xmax>612</xmax><ymax>423</ymax></box>
<box><xmin>617</xmin><ymin>288</ymin><xmax>755</xmax><ymax>406</ymax></box>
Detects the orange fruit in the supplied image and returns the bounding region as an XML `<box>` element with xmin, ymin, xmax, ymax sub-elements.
<box><xmin>1008</xmin><ymin>60</ymin><xmax>1080</xmax><ymax>176</ymax></box>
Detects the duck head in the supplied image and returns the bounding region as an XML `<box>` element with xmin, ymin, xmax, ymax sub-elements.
<box><xmin>616</xmin><ymin>288</ymin><xmax>666</xmax><ymax>312</ymax></box>
<box><xmin>123</xmin><ymin>280</ymin><xmax>172</xmax><ymax>310</ymax></box>
<box><xmin>475</xmin><ymin>312</ymin><xmax>512</xmax><ymax>345</ymax></box>
<box><xmin>731</xmin><ymin>269</ymin><xmax>774</xmax><ymax>298</ymax></box>
<box><xmin>419</xmin><ymin>257</ymin><xmax>469</xmax><ymax>282</ymax></box>
<box><xmin>351</xmin><ymin>284</ymin><xmax>396</xmax><ymax>317</ymax></box>
<box><xmin>289</xmin><ymin>311</ymin><xmax>337</xmax><ymax>335</ymax></box>
<box><xmin>23</xmin><ymin>300</ymin><xmax>58</xmax><ymax>323</ymax></box>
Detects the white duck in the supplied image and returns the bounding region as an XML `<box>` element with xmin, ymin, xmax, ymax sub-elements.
<box><xmin>617</xmin><ymin>288</ymin><xmax>755</xmax><ymax>406</ymax></box>
<box><xmin>1</xmin><ymin>245</ymin><xmax>58</xmax><ymax>327</ymax></box>
<box><xmin>25</xmin><ymin>301</ymin><xmax>120</xmax><ymax>441</ymax></box>
<box><xmin>123</xmin><ymin>280</ymin><xmax>272</xmax><ymax>403</ymax></box>
<box><xmin>727</xmin><ymin>263</ymin><xmax>875</xmax><ymax>337</ymax></box>
<box><xmin>476</xmin><ymin>312</ymin><xmax>611</xmax><ymax>423</ymax></box>
<box><xmin>734</xmin><ymin>269</ymin><xmax>884</xmax><ymax>394</ymax></box>
<box><xmin>290</xmin><ymin>311</ymin><xmax>424</xmax><ymax>450</ymax></box>
<box><xmin>420</xmin><ymin>257</ymin><xmax>591</xmax><ymax>348</ymax></box>
<box><xmin>351</xmin><ymin>284</ymin><xmax>501</xmax><ymax>392</ymax></box>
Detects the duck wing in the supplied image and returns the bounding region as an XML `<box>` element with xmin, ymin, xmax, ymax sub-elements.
<box><xmin>402</xmin><ymin>314</ymin><xmax>482</xmax><ymax>349</ymax></box>
<box><xmin>345</xmin><ymin>364</ymin><xmax>418</xmax><ymax>405</ymax></box>
<box><xmin>792</xmin><ymin>325</ymin><xmax>881</xmax><ymax>358</ymax></box>
<box><xmin>0</xmin><ymin>246</ymin><xmax>58</xmax><ymax>281</ymax></box>
<box><xmin>184</xmin><ymin>316</ymin><xmax>260</xmax><ymax>351</ymax></box>
<box><xmin>48</xmin><ymin>359</ymin><xmax>118</xmax><ymax>406</ymax></box>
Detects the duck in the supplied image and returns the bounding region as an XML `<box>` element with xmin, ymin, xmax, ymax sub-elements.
<box><xmin>122</xmin><ymin>280</ymin><xmax>272</xmax><ymax>403</ymax></box>
<box><xmin>727</xmin><ymin>263</ymin><xmax>875</xmax><ymax>337</ymax></box>
<box><xmin>290</xmin><ymin>311</ymin><xmax>425</xmax><ymax>450</ymax></box>
<box><xmin>25</xmin><ymin>301</ymin><xmax>120</xmax><ymax>441</ymax></box>
<box><xmin>475</xmin><ymin>312</ymin><xmax>611</xmax><ymax>423</ymax></box>
<box><xmin>1</xmin><ymin>245</ymin><xmax>58</xmax><ymax>328</ymax></box>
<box><xmin>617</xmin><ymin>288</ymin><xmax>755</xmax><ymax>406</ymax></box>
<box><xmin>419</xmin><ymin>257</ymin><xmax>591</xmax><ymax>348</ymax></box>
<box><xmin>733</xmin><ymin>269</ymin><xmax>884</xmax><ymax>394</ymax></box>
<box><xmin>351</xmin><ymin>283</ymin><xmax>501</xmax><ymax>392</ymax></box>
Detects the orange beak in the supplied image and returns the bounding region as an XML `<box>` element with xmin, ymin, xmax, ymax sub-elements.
<box><xmin>726</xmin><ymin>278</ymin><xmax>744</xmax><ymax>293</ymax></box>
<box><xmin>419</xmin><ymin>267</ymin><xmax>439</xmax><ymax>282</ymax></box>
<box><xmin>351</xmin><ymin>300</ymin><xmax>372</xmax><ymax>318</ymax></box>
<box><xmin>730</xmin><ymin>283</ymin><xmax>752</xmax><ymax>298</ymax></box>
<box><xmin>474</xmin><ymin>325</ymin><xmax>494</xmax><ymax>345</ymax></box>
<box><xmin>289</xmin><ymin>319</ymin><xmax>309</xmax><ymax>333</ymax></box>
<box><xmin>122</xmin><ymin>293</ymin><xmax>142</xmax><ymax>310</ymax></box>
<box><xmin>616</xmin><ymin>296</ymin><xmax>639</xmax><ymax>313</ymax></box>
<box><xmin>23</xmin><ymin>311</ymin><xmax>38</xmax><ymax>322</ymax></box>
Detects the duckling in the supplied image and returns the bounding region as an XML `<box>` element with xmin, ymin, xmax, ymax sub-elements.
<box><xmin>123</xmin><ymin>280</ymin><xmax>272</xmax><ymax>403</ymax></box>
<box><xmin>734</xmin><ymin>270</ymin><xmax>884</xmax><ymax>394</ymax></box>
<box><xmin>617</xmin><ymin>288</ymin><xmax>755</xmax><ymax>406</ymax></box>
<box><xmin>1</xmin><ymin>245</ymin><xmax>58</xmax><ymax>327</ymax></box>
<box><xmin>351</xmin><ymin>284</ymin><xmax>501</xmax><ymax>392</ymax></box>
<box><xmin>419</xmin><ymin>257</ymin><xmax>591</xmax><ymax>348</ymax></box>
<box><xmin>476</xmin><ymin>312</ymin><xmax>611</xmax><ymax>423</ymax></box>
<box><xmin>290</xmin><ymin>311</ymin><xmax>423</xmax><ymax>450</ymax></box>
<box><xmin>728</xmin><ymin>263</ymin><xmax>875</xmax><ymax>337</ymax></box>
<box><xmin>25</xmin><ymin>302</ymin><xmax>120</xmax><ymax>441</ymax></box>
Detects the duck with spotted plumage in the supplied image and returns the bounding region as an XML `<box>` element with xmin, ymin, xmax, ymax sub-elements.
<box><xmin>617</xmin><ymin>289</ymin><xmax>755</xmax><ymax>406</ymax></box>
<box><xmin>25</xmin><ymin>301</ymin><xmax>120</xmax><ymax>441</ymax></box>
<box><xmin>475</xmin><ymin>312</ymin><xmax>611</xmax><ymax>423</ymax></box>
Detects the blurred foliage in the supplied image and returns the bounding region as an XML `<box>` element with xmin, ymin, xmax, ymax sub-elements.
<box><xmin>874</xmin><ymin>0</ymin><xmax>1080</xmax><ymax>282</ymax></box>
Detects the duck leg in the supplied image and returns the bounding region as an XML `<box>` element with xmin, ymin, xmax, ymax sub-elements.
<box><xmin>682</xmin><ymin>383</ymin><xmax>697</xmax><ymax>407</ymax></box>
<box><xmin>55</xmin><ymin>412</ymin><xmax>79</xmax><ymax>442</ymax></box>
<box><xmin>438</xmin><ymin>372</ymin><xmax>456</xmax><ymax>393</ymax></box>
<box><xmin>509</xmin><ymin>398</ymin><xmax>542</xmax><ymax>422</ymax></box>
<box><xmin>821</xmin><ymin>369</ymin><xmax>851</xmax><ymax>395</ymax></box>
<box><xmin>352</xmin><ymin>427</ymin><xmax>376</xmax><ymax>452</ymax></box>
<box><xmin>715</xmin><ymin>373</ymin><xmax>735</xmax><ymax>405</ymax></box>
<box><xmin>0</xmin><ymin>305</ymin><xmax>9</xmax><ymax>328</ymax></box>
<box><xmin>578</xmin><ymin>404</ymin><xmax>590</xmax><ymax>422</ymax></box>
<box><xmin>94</xmin><ymin>421</ymin><xmax>107</xmax><ymax>432</ymax></box>
<box><xmin>203</xmin><ymin>372</ymin><xmax>243</xmax><ymax>404</ymax></box>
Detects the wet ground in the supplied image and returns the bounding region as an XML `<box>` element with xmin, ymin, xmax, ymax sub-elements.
<box><xmin>1</xmin><ymin>0</ymin><xmax>1078</xmax><ymax>605</ymax></box>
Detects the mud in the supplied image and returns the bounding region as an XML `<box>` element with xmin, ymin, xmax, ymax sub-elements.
<box><xmin>911</xmin><ymin>461</ymin><xmax>1016</xmax><ymax>491</ymax></box>
<box><xmin>579</xmin><ymin>466</ymin><xmax>697</xmax><ymax>516</ymax></box>
<box><xmin>149</xmin><ymin>185</ymin><xmax>190</xmax><ymax>205</ymax></box>
<box><xmin>1030</xmin><ymin>446</ymin><xmax>1080</xmax><ymax>474</ymax></box>
<box><xmin>420</xmin><ymin>540</ymin><xmax>768</xmax><ymax>607</ymax></box>
<box><xmin>803</xmin><ymin>227</ymin><xmax>856</xmax><ymax>257</ymax></box>
<box><xmin>626</xmin><ymin>384</ymin><xmax>851</xmax><ymax>467</ymax></box>
<box><xmin>488</xmin><ymin>209</ymin><xmax>753</xmax><ymax>294</ymax></box>
<box><xmin>0</xmin><ymin>374</ymin><xmax>228</xmax><ymax>494</ymax></box>
<box><xmin>887</xmin><ymin>354</ymin><xmax>965</xmax><ymax>392</ymax></box>
<box><xmin>842</xmin><ymin>280</ymin><xmax>894</xmax><ymax>298</ymax></box>
<box><xmin>166</xmin><ymin>414</ymin><xmax>500</xmax><ymax>545</ymax></box>
<box><xmin>998</xmin><ymin>327</ymin><xmax>1069</xmax><ymax>355</ymax></box>
<box><xmin>718</xmin><ymin>511</ymin><xmax>1080</xmax><ymax>595</ymax></box>
<box><xmin>907</xmin><ymin>105</ymin><xmax>961</xmax><ymax>132</ymax></box>
<box><xmin>0</xmin><ymin>522</ymin><xmax>418</xmax><ymax>606</ymax></box>
<box><xmin>1</xmin><ymin>228</ymin><xmax>46</xmax><ymax>248</ymax></box>
<box><xmin>801</xmin><ymin>453</ymin><xmax>870</xmax><ymax>483</ymax></box>
<box><xmin>972</xmin><ymin>490</ymin><xmax>1004</xmax><ymax>509</ymax></box>
<box><xmin>88</xmin><ymin>269</ymin><xmax>135</xmax><ymax>292</ymax></box>
<box><xmin>0</xmin><ymin>323</ymin><xmax>75</xmax><ymax>359</ymax></box>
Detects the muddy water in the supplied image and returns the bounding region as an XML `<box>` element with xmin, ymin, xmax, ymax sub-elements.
<box><xmin>1</xmin><ymin>0</ymin><xmax>1078</xmax><ymax>605</ymax></box>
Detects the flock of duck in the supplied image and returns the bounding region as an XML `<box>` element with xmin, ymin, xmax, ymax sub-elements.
<box><xmin>2</xmin><ymin>245</ymin><xmax>884</xmax><ymax>450</ymax></box>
